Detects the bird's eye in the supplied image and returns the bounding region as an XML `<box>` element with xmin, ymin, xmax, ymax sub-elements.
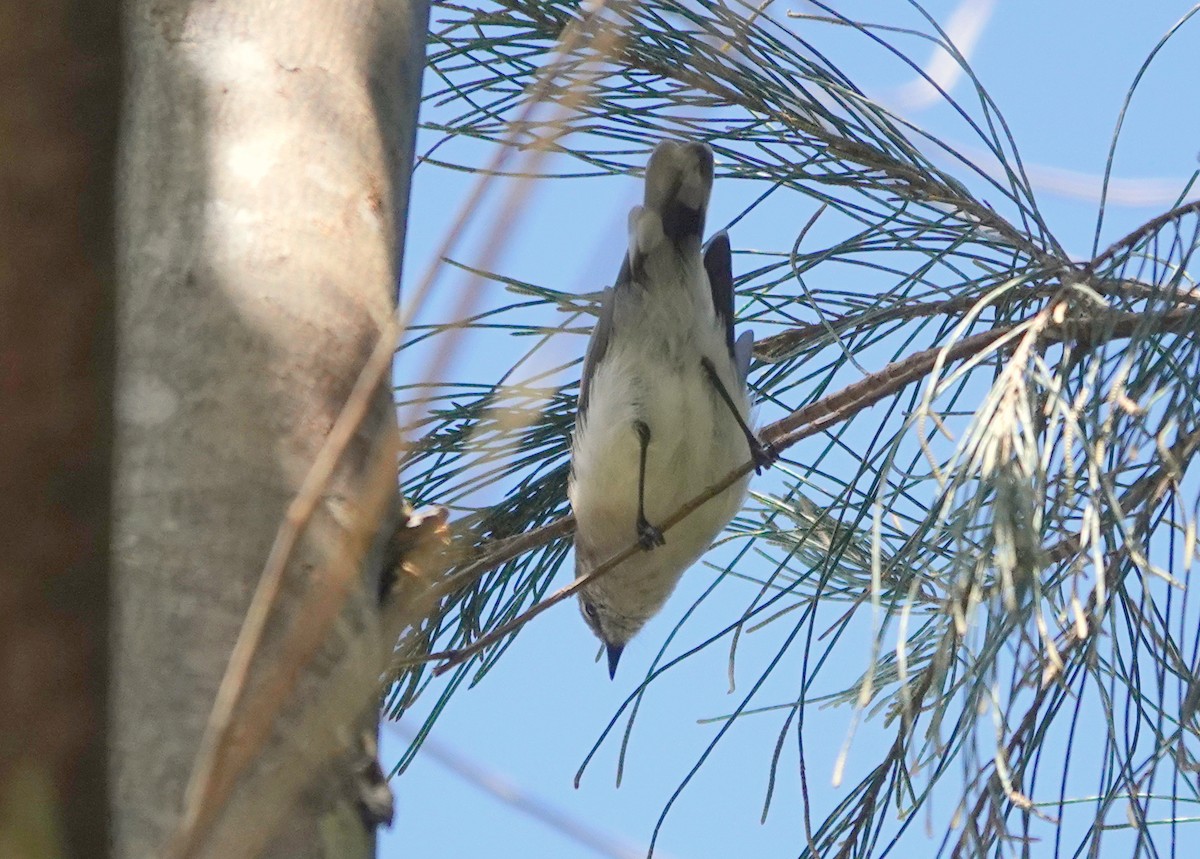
<box><xmin>583</xmin><ymin>601</ymin><xmax>599</xmax><ymax>621</ymax></box>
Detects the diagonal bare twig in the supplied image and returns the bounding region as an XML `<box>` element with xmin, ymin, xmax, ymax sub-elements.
<box><xmin>420</xmin><ymin>303</ymin><xmax>1198</xmax><ymax>674</ymax></box>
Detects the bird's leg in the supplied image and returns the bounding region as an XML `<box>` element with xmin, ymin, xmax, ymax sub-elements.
<box><xmin>633</xmin><ymin>419</ymin><xmax>665</xmax><ymax>549</ymax></box>
<box><xmin>700</xmin><ymin>356</ymin><xmax>777</xmax><ymax>474</ymax></box>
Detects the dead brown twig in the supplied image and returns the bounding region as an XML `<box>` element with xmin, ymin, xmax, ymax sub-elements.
<box><xmin>418</xmin><ymin>304</ymin><xmax>1198</xmax><ymax>675</ymax></box>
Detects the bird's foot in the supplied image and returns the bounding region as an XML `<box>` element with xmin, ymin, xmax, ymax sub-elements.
<box><xmin>637</xmin><ymin>517</ymin><xmax>665</xmax><ymax>550</ymax></box>
<box><xmin>750</xmin><ymin>437</ymin><xmax>779</xmax><ymax>475</ymax></box>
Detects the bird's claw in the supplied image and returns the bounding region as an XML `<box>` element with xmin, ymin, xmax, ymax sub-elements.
<box><xmin>751</xmin><ymin>437</ymin><xmax>779</xmax><ymax>475</ymax></box>
<box><xmin>637</xmin><ymin>518</ymin><xmax>665</xmax><ymax>550</ymax></box>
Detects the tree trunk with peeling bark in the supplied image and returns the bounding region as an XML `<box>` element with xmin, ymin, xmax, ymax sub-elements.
<box><xmin>114</xmin><ymin>2</ymin><xmax>428</xmax><ymax>857</ymax></box>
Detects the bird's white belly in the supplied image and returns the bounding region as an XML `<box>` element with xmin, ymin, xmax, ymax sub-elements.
<box><xmin>568</xmin><ymin>335</ymin><xmax>749</xmax><ymax>571</ymax></box>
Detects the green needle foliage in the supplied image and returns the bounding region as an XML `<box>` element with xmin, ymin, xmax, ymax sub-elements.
<box><xmin>390</xmin><ymin>1</ymin><xmax>1200</xmax><ymax>856</ymax></box>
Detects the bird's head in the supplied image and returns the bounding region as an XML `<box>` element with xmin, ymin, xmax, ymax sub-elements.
<box><xmin>642</xmin><ymin>140</ymin><xmax>714</xmax><ymax>245</ymax></box>
<box><xmin>577</xmin><ymin>587</ymin><xmax>652</xmax><ymax>679</ymax></box>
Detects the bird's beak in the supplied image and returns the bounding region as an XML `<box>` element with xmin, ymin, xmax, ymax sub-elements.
<box><xmin>606</xmin><ymin>642</ymin><xmax>625</xmax><ymax>679</ymax></box>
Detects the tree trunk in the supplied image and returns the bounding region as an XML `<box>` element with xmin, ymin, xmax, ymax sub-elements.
<box><xmin>0</xmin><ymin>4</ymin><xmax>119</xmax><ymax>857</ymax></box>
<box><xmin>113</xmin><ymin>2</ymin><xmax>428</xmax><ymax>857</ymax></box>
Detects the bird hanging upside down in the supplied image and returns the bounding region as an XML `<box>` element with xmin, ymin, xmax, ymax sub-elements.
<box><xmin>568</xmin><ymin>140</ymin><xmax>775</xmax><ymax>678</ymax></box>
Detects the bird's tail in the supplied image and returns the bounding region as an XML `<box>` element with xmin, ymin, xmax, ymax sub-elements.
<box><xmin>627</xmin><ymin>141</ymin><xmax>714</xmax><ymax>264</ymax></box>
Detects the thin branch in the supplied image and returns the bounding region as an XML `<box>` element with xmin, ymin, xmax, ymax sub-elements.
<box><xmin>389</xmin><ymin>721</ymin><xmax>652</xmax><ymax>859</ymax></box>
<box><xmin>1086</xmin><ymin>198</ymin><xmax>1200</xmax><ymax>275</ymax></box>
<box><xmin>420</xmin><ymin>305</ymin><xmax>1197</xmax><ymax>673</ymax></box>
<box><xmin>753</xmin><ymin>267</ymin><xmax>1200</xmax><ymax>363</ymax></box>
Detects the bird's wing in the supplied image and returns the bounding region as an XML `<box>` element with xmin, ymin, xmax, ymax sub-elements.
<box><xmin>703</xmin><ymin>230</ymin><xmax>736</xmax><ymax>359</ymax></box>
<box><xmin>734</xmin><ymin>330</ymin><xmax>753</xmax><ymax>385</ymax></box>
<box><xmin>577</xmin><ymin>281</ymin><xmax>617</xmax><ymax>419</ymax></box>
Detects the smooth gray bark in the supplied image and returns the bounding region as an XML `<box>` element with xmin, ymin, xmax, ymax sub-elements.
<box><xmin>114</xmin><ymin>2</ymin><xmax>428</xmax><ymax>857</ymax></box>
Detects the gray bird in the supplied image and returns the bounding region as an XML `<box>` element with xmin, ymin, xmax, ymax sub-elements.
<box><xmin>568</xmin><ymin>140</ymin><xmax>773</xmax><ymax>678</ymax></box>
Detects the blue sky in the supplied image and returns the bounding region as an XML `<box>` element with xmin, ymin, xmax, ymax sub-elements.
<box><xmin>382</xmin><ymin>3</ymin><xmax>1200</xmax><ymax>857</ymax></box>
